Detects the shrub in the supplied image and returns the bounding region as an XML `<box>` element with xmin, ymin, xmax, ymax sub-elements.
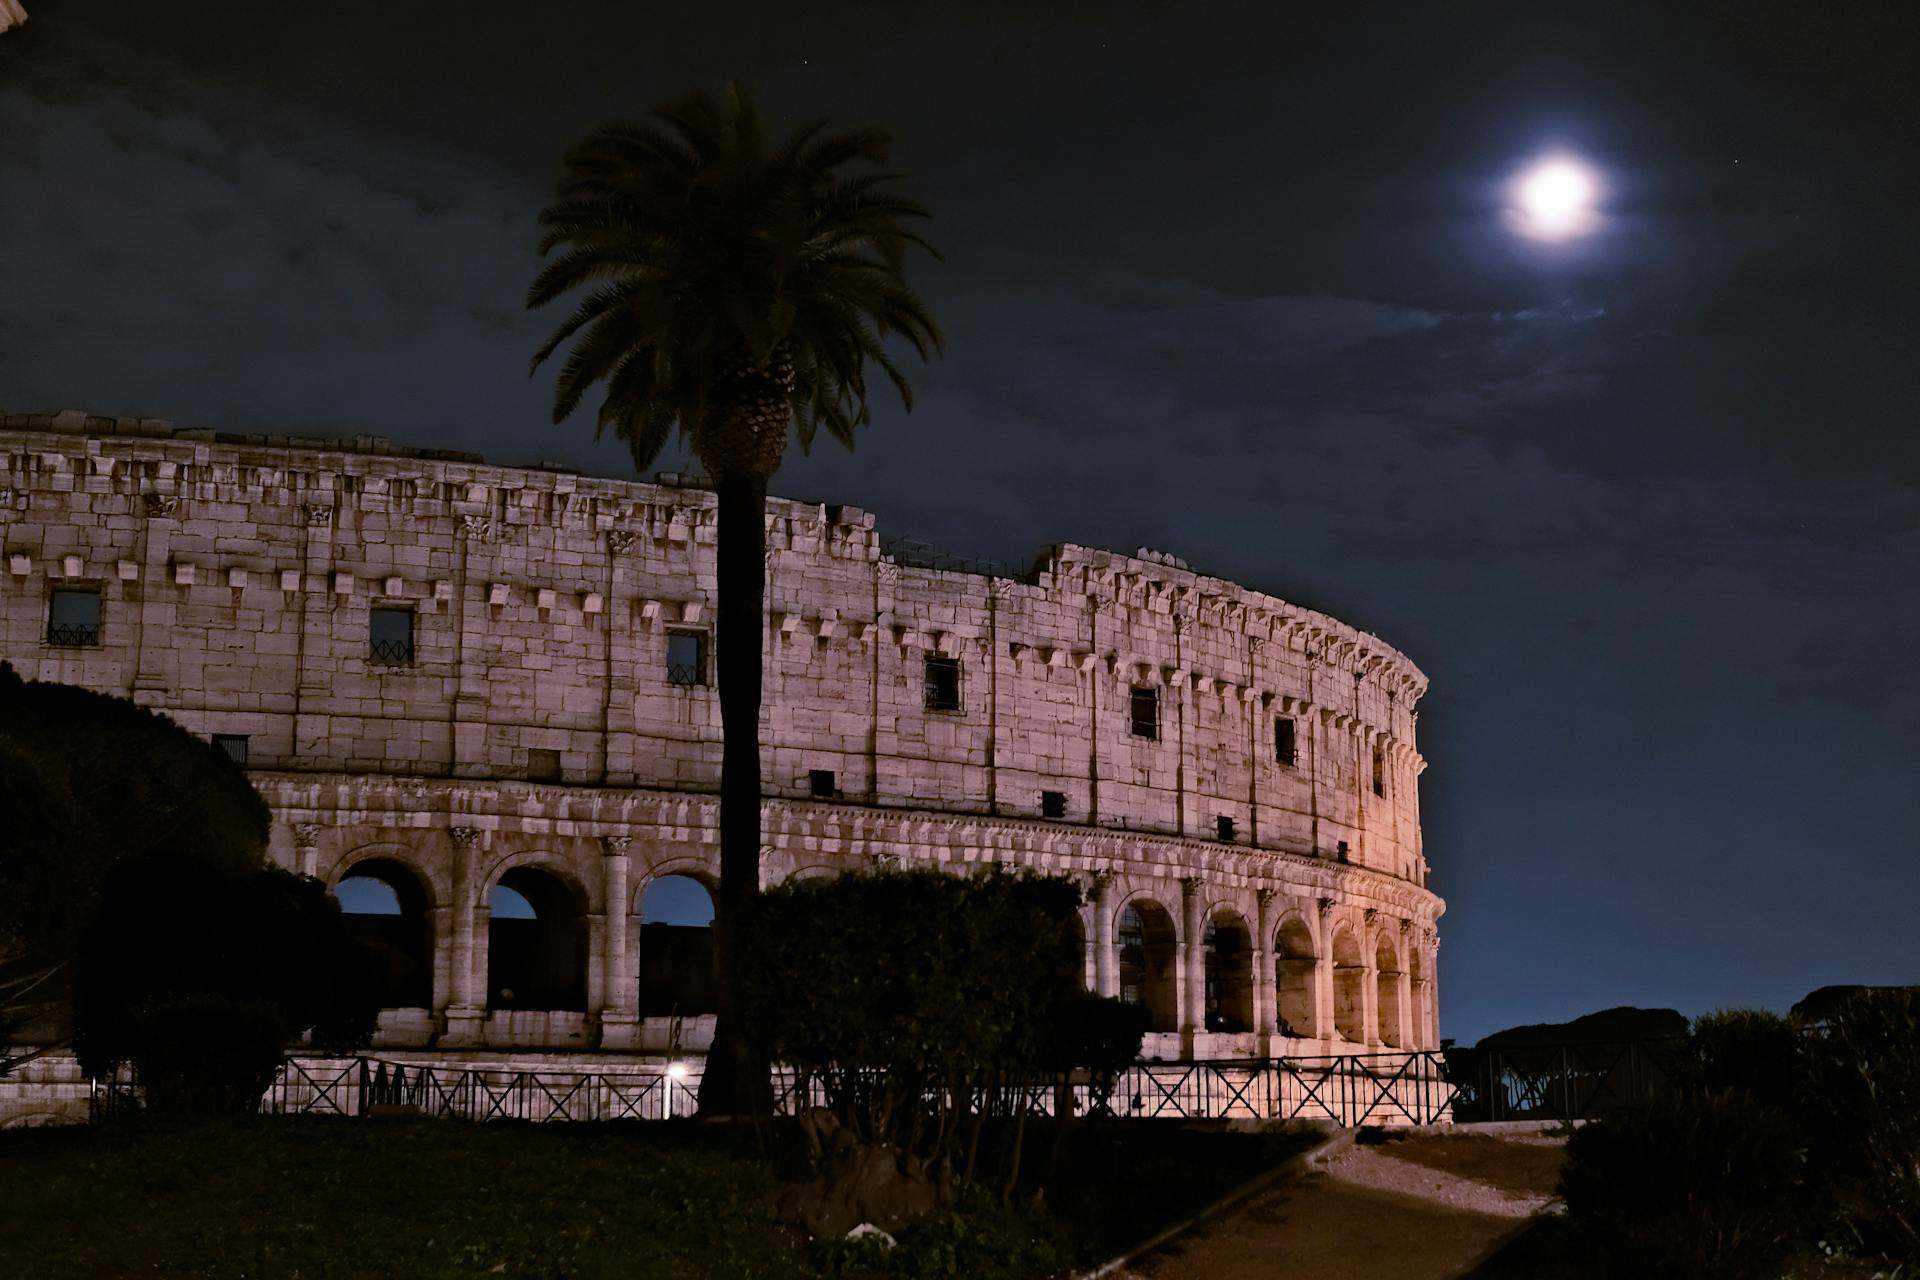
<box><xmin>128</xmin><ymin>994</ymin><xmax>289</xmax><ymax>1114</ymax></box>
<box><xmin>1806</xmin><ymin>988</ymin><xmax>1920</xmax><ymax>1258</ymax></box>
<box><xmin>1561</xmin><ymin>1089</ymin><xmax>1811</xmax><ymax>1279</ymax></box>
<box><xmin>737</xmin><ymin>867</ymin><xmax>1136</xmax><ymax>1199</ymax></box>
<box><xmin>1685</xmin><ymin>1008</ymin><xmax>1807</xmax><ymax>1115</ymax></box>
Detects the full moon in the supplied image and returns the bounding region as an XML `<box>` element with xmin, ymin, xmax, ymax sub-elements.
<box><xmin>1509</xmin><ymin>155</ymin><xmax>1600</xmax><ymax>242</ymax></box>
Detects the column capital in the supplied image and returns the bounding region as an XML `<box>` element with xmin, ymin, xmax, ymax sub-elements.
<box><xmin>449</xmin><ymin>826</ymin><xmax>483</xmax><ymax>849</ymax></box>
<box><xmin>290</xmin><ymin>822</ymin><xmax>323</xmax><ymax>849</ymax></box>
<box><xmin>1180</xmin><ymin>875</ymin><xmax>1202</xmax><ymax>901</ymax></box>
<box><xmin>602</xmin><ymin>835</ymin><xmax>632</xmax><ymax>856</ymax></box>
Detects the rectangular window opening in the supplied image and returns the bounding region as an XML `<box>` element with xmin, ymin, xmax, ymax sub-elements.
<box><xmin>809</xmin><ymin>769</ymin><xmax>836</xmax><ymax>799</ymax></box>
<box><xmin>666</xmin><ymin>629</ymin><xmax>708</xmax><ymax>688</ymax></box>
<box><xmin>1129</xmin><ymin>686</ymin><xmax>1159</xmax><ymax>740</ymax></box>
<box><xmin>1274</xmin><ymin>716</ymin><xmax>1297</xmax><ymax>766</ymax></box>
<box><xmin>213</xmin><ymin>734</ymin><xmax>250</xmax><ymax>768</ymax></box>
<box><xmin>368</xmin><ymin>607</ymin><xmax>415</xmax><ymax>665</ymax></box>
<box><xmin>1040</xmin><ymin>790</ymin><xmax>1067</xmax><ymax>820</ymax></box>
<box><xmin>1216</xmin><ymin>814</ymin><xmax>1235</xmax><ymax>843</ymax></box>
<box><xmin>1372</xmin><ymin>746</ymin><xmax>1386</xmax><ymax>797</ymax></box>
<box><xmin>528</xmin><ymin>748</ymin><xmax>562</xmax><ymax>783</ymax></box>
<box><xmin>47</xmin><ymin>588</ymin><xmax>102</xmax><ymax>648</ymax></box>
<box><xmin>923</xmin><ymin>656</ymin><xmax>962</xmax><ymax>712</ymax></box>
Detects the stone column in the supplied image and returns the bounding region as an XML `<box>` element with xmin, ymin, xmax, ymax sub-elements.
<box><xmin>1253</xmin><ymin>888</ymin><xmax>1276</xmax><ymax>1055</ymax></box>
<box><xmin>292</xmin><ymin>501</ymin><xmax>339</xmax><ymax>759</ymax></box>
<box><xmin>1315</xmin><ymin>897</ymin><xmax>1337</xmax><ymax>1050</ymax></box>
<box><xmin>1091</xmin><ymin>871</ymin><xmax>1116</xmax><ymax>997</ymax></box>
<box><xmin>602</xmin><ymin>531</ymin><xmax>640</xmax><ymax>784</ymax></box>
<box><xmin>291</xmin><ymin>823</ymin><xmax>322</xmax><ymax>879</ymax></box>
<box><xmin>441</xmin><ymin>825</ymin><xmax>486</xmax><ymax>1047</ymax></box>
<box><xmin>600</xmin><ymin>835</ymin><xmax>640</xmax><ymax>1049</ymax></box>
<box><xmin>1361</xmin><ymin>909</ymin><xmax>1380</xmax><ymax>1048</ymax></box>
<box><xmin>1180</xmin><ymin>876</ymin><xmax>1203</xmax><ymax>1055</ymax></box>
<box><xmin>1405</xmin><ymin>924</ymin><xmax>1420</xmax><ymax>1059</ymax></box>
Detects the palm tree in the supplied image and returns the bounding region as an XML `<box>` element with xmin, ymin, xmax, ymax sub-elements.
<box><xmin>528</xmin><ymin>85</ymin><xmax>941</xmax><ymax>1116</ymax></box>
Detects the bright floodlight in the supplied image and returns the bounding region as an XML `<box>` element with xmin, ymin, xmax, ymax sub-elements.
<box><xmin>1509</xmin><ymin>155</ymin><xmax>1599</xmax><ymax>242</ymax></box>
<box><xmin>666</xmin><ymin>1062</ymin><xmax>690</xmax><ymax>1079</ymax></box>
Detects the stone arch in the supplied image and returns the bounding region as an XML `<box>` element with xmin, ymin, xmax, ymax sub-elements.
<box><xmin>1273</xmin><ymin>912</ymin><xmax>1318</xmax><ymax>1040</ymax></box>
<box><xmin>1203</xmin><ymin>908</ymin><xmax>1254</xmax><ymax>1034</ymax></box>
<box><xmin>1116</xmin><ymin>893</ymin><xmax>1180</xmax><ymax>1033</ymax></box>
<box><xmin>486</xmin><ymin>863</ymin><xmax>589</xmax><ymax>1012</ymax></box>
<box><xmin>637</xmin><ymin>871</ymin><xmax>717</xmax><ymax>1018</ymax></box>
<box><xmin>1331</xmin><ymin>925</ymin><xmax>1366</xmax><ymax>1044</ymax></box>
<box><xmin>1374</xmin><ymin>931</ymin><xmax>1403</xmax><ymax>1048</ymax></box>
<box><xmin>330</xmin><ymin>851</ymin><xmax>435</xmax><ymax>1010</ymax></box>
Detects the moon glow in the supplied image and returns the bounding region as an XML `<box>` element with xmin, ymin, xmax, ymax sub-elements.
<box><xmin>1509</xmin><ymin>155</ymin><xmax>1600</xmax><ymax>242</ymax></box>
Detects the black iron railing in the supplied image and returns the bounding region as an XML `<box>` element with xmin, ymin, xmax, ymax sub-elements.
<box><xmin>665</xmin><ymin>662</ymin><xmax>704</xmax><ymax>687</ymax></box>
<box><xmin>46</xmin><ymin>622</ymin><xmax>101</xmax><ymax>647</ymax></box>
<box><xmin>86</xmin><ymin>1040</ymin><xmax>1686</xmax><ymax>1127</ymax></box>
<box><xmin>367</xmin><ymin>638</ymin><xmax>414</xmax><ymax>665</ymax></box>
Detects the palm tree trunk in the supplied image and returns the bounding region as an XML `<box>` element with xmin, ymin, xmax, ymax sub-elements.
<box><xmin>697</xmin><ymin>469</ymin><xmax>774</xmax><ymax>1120</ymax></box>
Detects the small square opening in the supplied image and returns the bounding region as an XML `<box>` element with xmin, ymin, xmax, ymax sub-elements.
<box><xmin>528</xmin><ymin>748</ymin><xmax>562</xmax><ymax>783</ymax></box>
<box><xmin>809</xmin><ymin>769</ymin><xmax>836</xmax><ymax>799</ymax></box>
<box><xmin>369</xmin><ymin>607</ymin><xmax>415</xmax><ymax>664</ymax></box>
<box><xmin>213</xmin><ymin>734</ymin><xmax>249</xmax><ymax>768</ymax></box>
<box><xmin>47</xmin><ymin>589</ymin><xmax>102</xmax><ymax>647</ymax></box>
<box><xmin>1040</xmin><ymin>790</ymin><xmax>1067</xmax><ymax>820</ymax></box>
<box><xmin>1129</xmin><ymin>686</ymin><xmax>1159</xmax><ymax>739</ymax></box>
<box><xmin>666</xmin><ymin>629</ymin><xmax>708</xmax><ymax>687</ymax></box>
<box><xmin>1216</xmin><ymin>814</ymin><xmax>1235</xmax><ymax>842</ymax></box>
<box><xmin>923</xmin><ymin>656</ymin><xmax>962</xmax><ymax>712</ymax></box>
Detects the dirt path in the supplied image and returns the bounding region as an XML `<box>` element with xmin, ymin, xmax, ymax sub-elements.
<box><xmin>1125</xmin><ymin>1134</ymin><xmax>1563</xmax><ymax>1280</ymax></box>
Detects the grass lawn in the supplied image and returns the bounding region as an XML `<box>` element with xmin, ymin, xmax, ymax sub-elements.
<box><xmin>0</xmin><ymin>1116</ymin><xmax>1319</xmax><ymax>1279</ymax></box>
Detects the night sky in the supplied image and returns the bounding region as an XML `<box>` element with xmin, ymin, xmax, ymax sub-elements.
<box><xmin>3</xmin><ymin>1</ymin><xmax>1915</xmax><ymax>1043</ymax></box>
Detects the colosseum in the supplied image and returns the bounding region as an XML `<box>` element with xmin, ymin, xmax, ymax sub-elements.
<box><xmin>1</xmin><ymin>410</ymin><xmax>1443</xmax><ymax>1069</ymax></box>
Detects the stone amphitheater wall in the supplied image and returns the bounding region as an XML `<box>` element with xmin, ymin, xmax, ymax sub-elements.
<box><xmin>0</xmin><ymin>411</ymin><xmax>1444</xmax><ymax>1060</ymax></box>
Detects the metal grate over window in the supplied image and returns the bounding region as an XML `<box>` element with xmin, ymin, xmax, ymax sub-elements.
<box><xmin>47</xmin><ymin>589</ymin><xmax>102</xmax><ymax>647</ymax></box>
<box><xmin>213</xmin><ymin>734</ymin><xmax>250</xmax><ymax>767</ymax></box>
<box><xmin>1130</xmin><ymin>686</ymin><xmax>1159</xmax><ymax>740</ymax></box>
<box><xmin>666</xmin><ymin>630</ymin><xmax>707</xmax><ymax>687</ymax></box>
<box><xmin>923</xmin><ymin>656</ymin><xmax>961</xmax><ymax>711</ymax></box>
<box><xmin>368</xmin><ymin>608</ymin><xmax>415</xmax><ymax>665</ymax></box>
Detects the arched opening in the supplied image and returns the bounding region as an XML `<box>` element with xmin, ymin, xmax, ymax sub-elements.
<box><xmin>487</xmin><ymin>866</ymin><xmax>587</xmax><ymax>1011</ymax></box>
<box><xmin>1332</xmin><ymin>926</ymin><xmax>1365</xmax><ymax>1043</ymax></box>
<box><xmin>639</xmin><ymin>874</ymin><xmax>717</xmax><ymax>1017</ymax></box>
<box><xmin>335</xmin><ymin>859</ymin><xmax>432</xmax><ymax>1009</ymax></box>
<box><xmin>1376</xmin><ymin>933</ymin><xmax>1404</xmax><ymax>1048</ymax></box>
<box><xmin>1274</xmin><ymin>916</ymin><xmax>1317</xmax><ymax>1039</ymax></box>
<box><xmin>1203</xmin><ymin>911</ymin><xmax>1254</xmax><ymax>1033</ymax></box>
<box><xmin>1117</xmin><ymin>900</ymin><xmax>1179</xmax><ymax>1033</ymax></box>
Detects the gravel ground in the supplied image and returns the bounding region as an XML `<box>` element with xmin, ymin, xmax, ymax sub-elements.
<box><xmin>1120</xmin><ymin>1133</ymin><xmax>1562</xmax><ymax>1280</ymax></box>
<box><xmin>1326</xmin><ymin>1141</ymin><xmax>1557</xmax><ymax>1219</ymax></box>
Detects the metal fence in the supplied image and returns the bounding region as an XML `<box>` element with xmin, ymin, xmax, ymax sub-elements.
<box><xmin>87</xmin><ymin>1040</ymin><xmax>1684</xmax><ymax>1127</ymax></box>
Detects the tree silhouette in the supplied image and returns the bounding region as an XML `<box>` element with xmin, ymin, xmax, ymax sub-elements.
<box><xmin>528</xmin><ymin>85</ymin><xmax>941</xmax><ymax>1114</ymax></box>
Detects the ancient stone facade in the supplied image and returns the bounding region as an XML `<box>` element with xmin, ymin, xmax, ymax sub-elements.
<box><xmin>0</xmin><ymin>411</ymin><xmax>1444</xmax><ymax>1061</ymax></box>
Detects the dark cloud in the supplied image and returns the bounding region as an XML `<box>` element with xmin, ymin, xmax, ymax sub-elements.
<box><xmin>3</xmin><ymin>0</ymin><xmax>1917</xmax><ymax>1040</ymax></box>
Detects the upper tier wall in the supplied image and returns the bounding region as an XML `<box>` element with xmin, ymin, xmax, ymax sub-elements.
<box><xmin>0</xmin><ymin>412</ymin><xmax>1432</xmax><ymax>885</ymax></box>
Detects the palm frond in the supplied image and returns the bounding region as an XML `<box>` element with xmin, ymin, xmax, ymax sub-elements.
<box><xmin>529</xmin><ymin>85</ymin><xmax>942</xmax><ymax>469</ymax></box>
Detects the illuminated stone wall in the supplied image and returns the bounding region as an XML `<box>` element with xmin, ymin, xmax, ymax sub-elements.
<box><xmin>0</xmin><ymin>411</ymin><xmax>1443</xmax><ymax>1059</ymax></box>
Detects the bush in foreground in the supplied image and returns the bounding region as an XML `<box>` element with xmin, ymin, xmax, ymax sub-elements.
<box><xmin>1561</xmin><ymin>1088</ymin><xmax>1811</xmax><ymax>1280</ymax></box>
<box><xmin>1806</xmin><ymin>988</ymin><xmax>1920</xmax><ymax>1258</ymax></box>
